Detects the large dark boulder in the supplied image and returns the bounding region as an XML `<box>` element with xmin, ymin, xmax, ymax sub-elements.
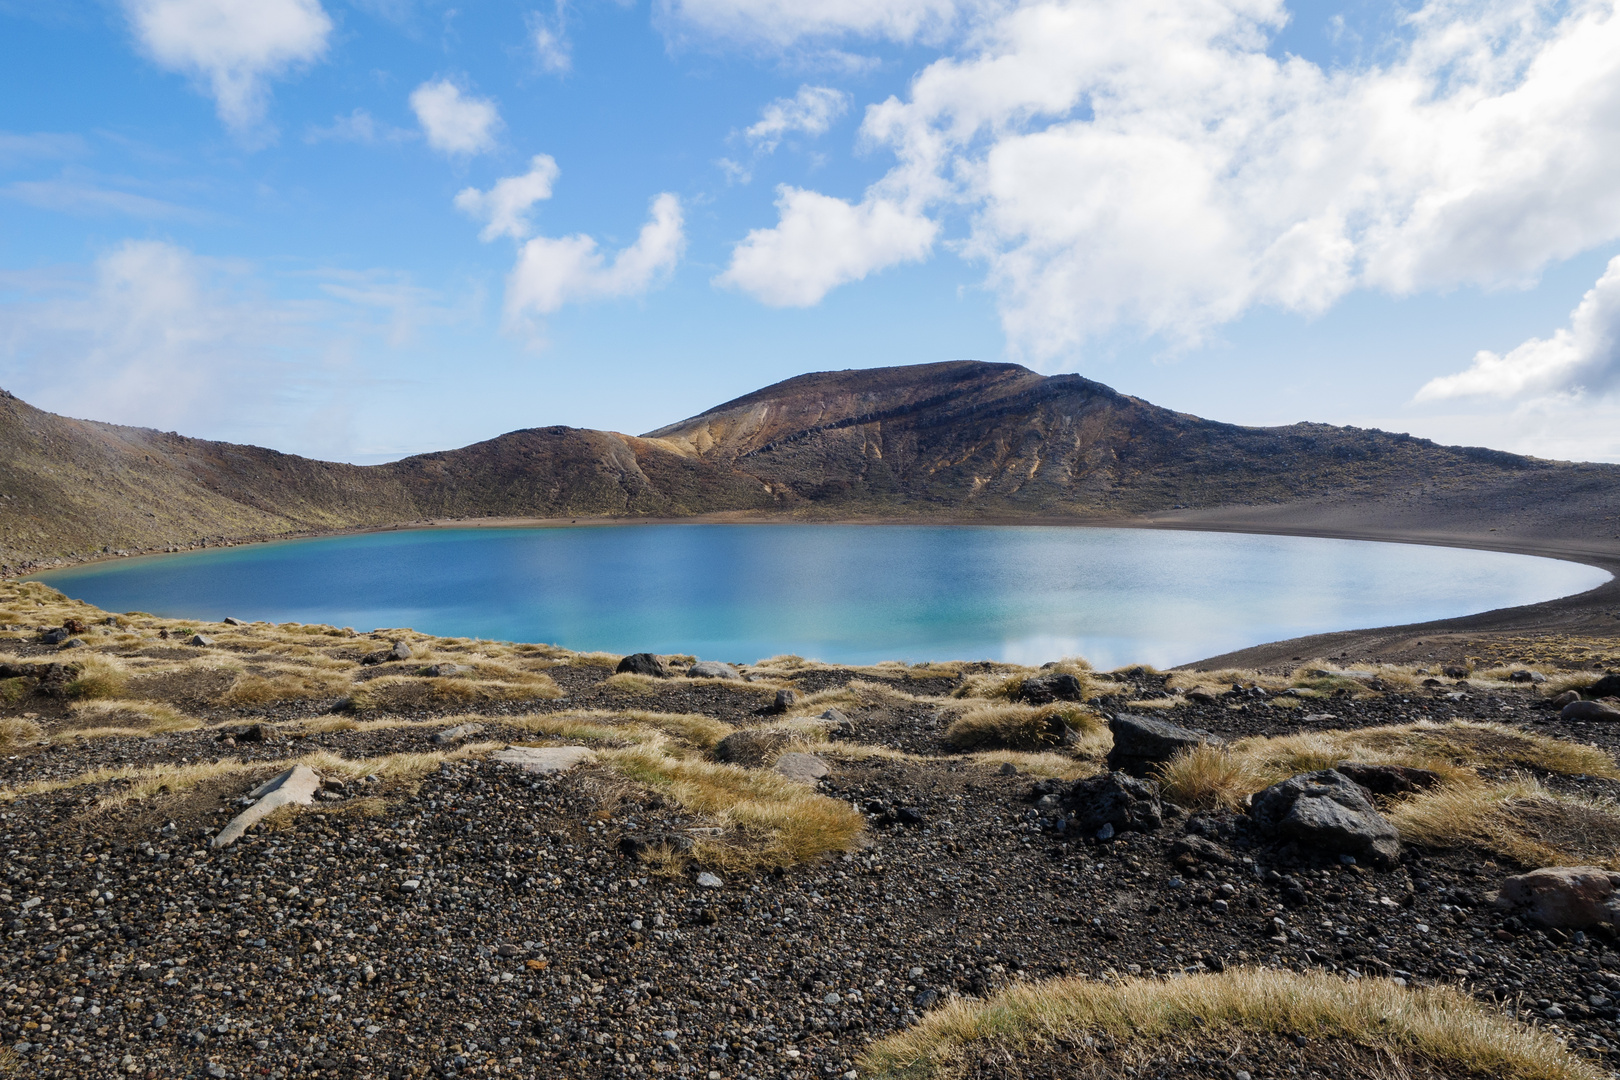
<box><xmin>1106</xmin><ymin>713</ymin><xmax>1221</xmax><ymax>777</ymax></box>
<box><xmin>1017</xmin><ymin>673</ymin><xmax>1084</xmax><ymax>704</ymax></box>
<box><xmin>1249</xmin><ymin>769</ymin><xmax>1401</xmax><ymax>867</ymax></box>
<box><xmin>1564</xmin><ymin>699</ymin><xmax>1620</xmax><ymax>722</ymax></box>
<box><xmin>1333</xmin><ymin>761</ymin><xmax>1441</xmax><ymax>797</ymax></box>
<box><xmin>1586</xmin><ymin>673</ymin><xmax>1620</xmax><ymax>699</ymax></box>
<box><xmin>1063</xmin><ymin>772</ymin><xmax>1163</xmax><ymax>836</ymax></box>
<box><xmin>616</xmin><ymin>653</ymin><xmax>669</xmax><ymax>678</ymax></box>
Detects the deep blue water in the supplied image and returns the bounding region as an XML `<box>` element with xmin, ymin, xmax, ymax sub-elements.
<box><xmin>33</xmin><ymin>525</ymin><xmax>1611</xmax><ymax>668</ymax></box>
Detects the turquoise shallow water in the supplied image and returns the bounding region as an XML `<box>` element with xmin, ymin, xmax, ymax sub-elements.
<box><xmin>33</xmin><ymin>525</ymin><xmax>1612</xmax><ymax>668</ymax></box>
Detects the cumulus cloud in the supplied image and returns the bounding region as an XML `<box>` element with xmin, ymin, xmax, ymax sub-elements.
<box><xmin>745</xmin><ymin>85</ymin><xmax>851</xmax><ymax>152</ymax></box>
<box><xmin>121</xmin><ymin>0</ymin><xmax>332</xmax><ymax>132</ymax></box>
<box><xmin>506</xmin><ymin>193</ymin><xmax>685</xmax><ymax>318</ymax></box>
<box><xmin>410</xmin><ymin>80</ymin><xmax>502</xmax><ymax>156</ymax></box>
<box><xmin>453</xmin><ymin>155</ymin><xmax>561</xmax><ymax>241</ymax></box>
<box><xmin>713</xmin><ymin>0</ymin><xmax>1620</xmax><ymax>359</ymax></box>
<box><xmin>663</xmin><ymin>0</ymin><xmax>961</xmax><ymax>46</ymax></box>
<box><xmin>1416</xmin><ymin>256</ymin><xmax>1620</xmax><ymax>402</ymax></box>
<box><xmin>717</xmin><ymin>186</ymin><xmax>937</xmax><ymax>306</ymax></box>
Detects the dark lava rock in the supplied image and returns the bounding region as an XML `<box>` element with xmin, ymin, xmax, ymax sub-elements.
<box><xmin>1587</xmin><ymin>673</ymin><xmax>1620</xmax><ymax>699</ymax></box>
<box><xmin>1333</xmin><ymin>761</ymin><xmax>1442</xmax><ymax>797</ymax></box>
<box><xmin>1441</xmin><ymin>664</ymin><xmax>1470</xmax><ymax>678</ymax></box>
<box><xmin>616</xmin><ymin>653</ymin><xmax>669</xmax><ymax>678</ymax></box>
<box><xmin>39</xmin><ymin>627</ymin><xmax>70</xmax><ymax>645</ymax></box>
<box><xmin>1106</xmin><ymin>713</ymin><xmax>1222</xmax><ymax>778</ymax></box>
<box><xmin>1017</xmin><ymin>672</ymin><xmax>1085</xmax><ymax>704</ymax></box>
<box><xmin>713</xmin><ymin>730</ymin><xmax>791</xmax><ymax>767</ymax></box>
<box><xmin>1063</xmin><ymin>772</ymin><xmax>1163</xmax><ymax>836</ymax></box>
<box><xmin>1249</xmin><ymin>769</ymin><xmax>1401</xmax><ymax>868</ymax></box>
<box><xmin>1170</xmin><ymin>835</ymin><xmax>1235</xmax><ymax>865</ymax></box>
<box><xmin>361</xmin><ymin>641</ymin><xmax>411</xmax><ymax>665</ymax></box>
<box><xmin>1508</xmin><ymin>669</ymin><xmax>1546</xmax><ymax>684</ymax></box>
<box><xmin>1563</xmin><ymin>700</ymin><xmax>1620</xmax><ymax>722</ymax></box>
<box><xmin>771</xmin><ymin>689</ymin><xmax>798</xmax><ymax>713</ymax></box>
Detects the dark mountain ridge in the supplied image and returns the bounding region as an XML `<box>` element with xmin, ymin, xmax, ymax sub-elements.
<box><xmin>1</xmin><ymin>362</ymin><xmax>1614</xmax><ymax>574</ymax></box>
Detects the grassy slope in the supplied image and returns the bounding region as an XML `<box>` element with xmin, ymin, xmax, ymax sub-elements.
<box><xmin>4</xmin><ymin>360</ymin><xmax>1619</xmax><ymax>570</ymax></box>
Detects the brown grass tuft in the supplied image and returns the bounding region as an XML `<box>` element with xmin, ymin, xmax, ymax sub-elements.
<box><xmin>1388</xmin><ymin>777</ymin><xmax>1620</xmax><ymax>869</ymax></box>
<box><xmin>944</xmin><ymin>703</ymin><xmax>1103</xmax><ymax>752</ymax></box>
<box><xmin>0</xmin><ymin>718</ymin><xmax>43</xmax><ymax>748</ymax></box>
<box><xmin>859</xmin><ymin>967</ymin><xmax>1602</xmax><ymax>1080</ymax></box>
<box><xmin>1155</xmin><ymin>744</ymin><xmax>1266</xmax><ymax>811</ymax></box>
<box><xmin>63</xmin><ymin>652</ymin><xmax>129</xmax><ymax>700</ymax></box>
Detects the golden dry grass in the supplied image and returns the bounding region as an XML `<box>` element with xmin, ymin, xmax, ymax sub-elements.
<box><xmin>60</xmin><ymin>699</ymin><xmax>199</xmax><ymax>739</ymax></box>
<box><xmin>944</xmin><ymin>702</ymin><xmax>1104</xmax><ymax>752</ymax></box>
<box><xmin>220</xmin><ymin>667</ymin><xmax>352</xmax><ymax>706</ymax></box>
<box><xmin>1155</xmin><ymin>721</ymin><xmax>1617</xmax><ymax>814</ymax></box>
<box><xmin>859</xmin><ymin>968</ymin><xmax>1602</xmax><ymax>1080</ymax></box>
<box><xmin>1387</xmin><ymin>777</ymin><xmax>1620</xmax><ymax>869</ymax></box>
<box><xmin>0</xmin><ymin>718</ymin><xmax>43</xmax><ymax>748</ymax></box>
<box><xmin>63</xmin><ymin>652</ymin><xmax>129</xmax><ymax>699</ymax></box>
<box><xmin>602</xmin><ymin>746</ymin><xmax>863</xmax><ymax>871</ymax></box>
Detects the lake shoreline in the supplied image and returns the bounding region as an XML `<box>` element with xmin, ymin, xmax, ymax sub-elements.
<box><xmin>23</xmin><ymin>510</ymin><xmax>1620</xmax><ymax>672</ymax></box>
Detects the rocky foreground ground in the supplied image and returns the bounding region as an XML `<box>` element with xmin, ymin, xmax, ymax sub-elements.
<box><xmin>3</xmin><ymin>581</ymin><xmax>1620</xmax><ymax>1079</ymax></box>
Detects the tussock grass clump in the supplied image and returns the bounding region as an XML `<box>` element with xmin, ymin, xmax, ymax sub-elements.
<box><xmin>220</xmin><ymin>668</ymin><xmax>352</xmax><ymax>706</ymax></box>
<box><xmin>420</xmin><ymin>672</ymin><xmax>564</xmax><ymax>703</ymax></box>
<box><xmin>944</xmin><ymin>703</ymin><xmax>1103</xmax><ymax>752</ymax></box>
<box><xmin>63</xmin><ymin>700</ymin><xmax>198</xmax><ymax>738</ymax></box>
<box><xmin>63</xmin><ymin>652</ymin><xmax>129</xmax><ymax>700</ymax></box>
<box><xmin>859</xmin><ymin>968</ymin><xmax>1602</xmax><ymax>1080</ymax></box>
<box><xmin>1388</xmin><ymin>777</ymin><xmax>1620</xmax><ymax>869</ymax></box>
<box><xmin>1155</xmin><ymin>743</ymin><xmax>1267</xmax><ymax>811</ymax></box>
<box><xmin>603</xmin><ymin>746</ymin><xmax>863</xmax><ymax>871</ymax></box>
<box><xmin>0</xmin><ymin>718</ymin><xmax>43</xmax><ymax>749</ymax></box>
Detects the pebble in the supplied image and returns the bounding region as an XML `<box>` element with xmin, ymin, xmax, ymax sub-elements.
<box><xmin>696</xmin><ymin>871</ymin><xmax>724</xmax><ymax>888</ymax></box>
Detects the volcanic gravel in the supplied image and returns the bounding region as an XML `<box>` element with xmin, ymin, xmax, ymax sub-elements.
<box><xmin>5</xmin><ymin>654</ymin><xmax>1620</xmax><ymax>1079</ymax></box>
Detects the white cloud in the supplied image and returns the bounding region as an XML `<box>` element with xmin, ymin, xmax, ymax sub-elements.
<box><xmin>305</xmin><ymin>108</ymin><xmax>414</xmax><ymax>145</ymax></box>
<box><xmin>1416</xmin><ymin>256</ymin><xmax>1620</xmax><ymax>402</ymax></box>
<box><xmin>745</xmin><ymin>85</ymin><xmax>851</xmax><ymax>152</ymax></box>
<box><xmin>716</xmin><ymin>186</ymin><xmax>937</xmax><ymax>306</ymax></box>
<box><xmin>0</xmin><ymin>132</ymin><xmax>87</xmax><ymax>164</ymax></box>
<box><xmin>121</xmin><ymin>0</ymin><xmax>332</xmax><ymax>132</ymax></box>
<box><xmin>531</xmin><ymin>2</ymin><xmax>573</xmax><ymax>75</ymax></box>
<box><xmin>662</xmin><ymin>0</ymin><xmax>961</xmax><ymax>46</ymax></box>
<box><xmin>454</xmin><ymin>155</ymin><xmax>561</xmax><ymax>241</ymax></box>
<box><xmin>714</xmin><ymin>0</ymin><xmax>1620</xmax><ymax>358</ymax></box>
<box><xmin>410</xmin><ymin>80</ymin><xmax>502</xmax><ymax>156</ymax></box>
<box><xmin>506</xmin><ymin>193</ymin><xmax>685</xmax><ymax>317</ymax></box>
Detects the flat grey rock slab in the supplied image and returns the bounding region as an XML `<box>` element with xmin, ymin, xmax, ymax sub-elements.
<box><xmin>214</xmin><ymin>766</ymin><xmax>322</xmax><ymax>849</ymax></box>
<box><xmin>775</xmin><ymin>752</ymin><xmax>830</xmax><ymax>782</ymax></box>
<box><xmin>430</xmin><ymin>723</ymin><xmax>485</xmax><ymax>745</ymax></box>
<box><xmin>688</xmin><ymin>661</ymin><xmax>741</xmax><ymax>680</ymax></box>
<box><xmin>492</xmin><ymin>746</ymin><xmax>594</xmax><ymax>774</ymax></box>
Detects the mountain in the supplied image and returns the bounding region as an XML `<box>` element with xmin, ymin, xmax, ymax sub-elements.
<box><xmin>3</xmin><ymin>362</ymin><xmax>1617</xmax><ymax>573</ymax></box>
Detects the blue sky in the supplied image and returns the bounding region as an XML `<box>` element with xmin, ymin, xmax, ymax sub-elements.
<box><xmin>3</xmin><ymin>0</ymin><xmax>1620</xmax><ymax>464</ymax></box>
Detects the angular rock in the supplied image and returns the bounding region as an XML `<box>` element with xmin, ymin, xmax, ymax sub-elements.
<box><xmin>775</xmin><ymin>752</ymin><xmax>829</xmax><ymax>783</ymax></box>
<box><xmin>59</xmin><ymin>637</ymin><xmax>86</xmax><ymax>649</ymax></box>
<box><xmin>213</xmin><ymin>766</ymin><xmax>323</xmax><ymax>849</ymax></box>
<box><xmin>1494</xmin><ymin>866</ymin><xmax>1620</xmax><ymax>929</ymax></box>
<box><xmin>39</xmin><ymin>627</ymin><xmax>69</xmax><ymax>645</ymax></box>
<box><xmin>1587</xmin><ymin>674</ymin><xmax>1620</xmax><ymax>699</ymax></box>
<box><xmin>1552</xmin><ymin>690</ymin><xmax>1581</xmax><ymax>708</ymax></box>
<box><xmin>688</xmin><ymin>661</ymin><xmax>740</xmax><ymax>680</ymax></box>
<box><xmin>1017</xmin><ymin>672</ymin><xmax>1084</xmax><ymax>704</ymax></box>
<box><xmin>616</xmin><ymin>653</ymin><xmax>669</xmax><ymax>678</ymax></box>
<box><xmin>713</xmin><ymin>730</ymin><xmax>791</xmax><ymax>767</ymax></box>
<box><xmin>1441</xmin><ymin>664</ymin><xmax>1470</xmax><ymax>679</ymax></box>
<box><xmin>1333</xmin><ymin>761</ymin><xmax>1442</xmax><ymax>797</ymax></box>
<box><xmin>424</xmin><ymin>662</ymin><xmax>467</xmax><ymax>678</ymax></box>
<box><xmin>1170</xmin><ymin>835</ymin><xmax>1235</xmax><ymax>865</ymax></box>
<box><xmin>1508</xmin><ymin>669</ymin><xmax>1546</xmax><ymax>684</ymax></box>
<box><xmin>223</xmin><ymin>617</ymin><xmax>245</xmax><ymax>626</ymax></box>
<box><xmin>696</xmin><ymin>872</ymin><xmax>724</xmax><ymax>889</ymax></box>
<box><xmin>820</xmin><ymin>708</ymin><xmax>856</xmax><ymax>738</ymax></box>
<box><xmin>189</xmin><ymin>634</ymin><xmax>215</xmax><ymax>647</ymax></box>
<box><xmin>1106</xmin><ymin>713</ymin><xmax>1222</xmax><ymax>778</ymax></box>
<box><xmin>1249</xmin><ymin>769</ymin><xmax>1401</xmax><ymax>867</ymax></box>
<box><xmin>1564</xmin><ymin>700</ymin><xmax>1620</xmax><ymax>721</ymax></box>
<box><xmin>1063</xmin><ymin>772</ymin><xmax>1163</xmax><ymax>835</ymax></box>
<box><xmin>430</xmin><ymin>723</ymin><xmax>485</xmax><ymax>745</ymax></box>
<box><xmin>772</xmin><ymin>689</ymin><xmax>798</xmax><ymax>713</ymax></box>
<box><xmin>491</xmin><ymin>746</ymin><xmax>594</xmax><ymax>774</ymax></box>
<box><xmin>389</xmin><ymin>640</ymin><xmax>412</xmax><ymax>661</ymax></box>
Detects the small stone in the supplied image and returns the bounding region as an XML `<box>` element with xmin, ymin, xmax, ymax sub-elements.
<box><xmin>189</xmin><ymin>634</ymin><xmax>214</xmax><ymax>647</ymax></box>
<box><xmin>1545</xmin><ymin>1005</ymin><xmax>1566</xmax><ymax>1020</ymax></box>
<box><xmin>914</xmin><ymin>988</ymin><xmax>940</xmax><ymax>1010</ymax></box>
<box><xmin>389</xmin><ymin>640</ymin><xmax>412</xmax><ymax>661</ymax></box>
<box><xmin>152</xmin><ymin>1013</ymin><xmax>167</xmax><ymax>1029</ymax></box>
<box><xmin>822</xmin><ymin>992</ymin><xmax>842</xmax><ymax>1006</ymax></box>
<box><xmin>430</xmin><ymin>723</ymin><xmax>485</xmax><ymax>745</ymax></box>
<box><xmin>1508</xmin><ymin>669</ymin><xmax>1546</xmax><ymax>683</ymax></box>
<box><xmin>998</xmin><ymin>762</ymin><xmax>1019</xmax><ymax>776</ymax></box>
<box><xmin>424</xmin><ymin>663</ymin><xmax>467</xmax><ymax>678</ymax></box>
<box><xmin>491</xmin><ymin>746</ymin><xmax>594</xmax><ymax>774</ymax></box>
<box><xmin>59</xmin><ymin>637</ymin><xmax>86</xmax><ymax>649</ymax></box>
<box><xmin>1096</xmin><ymin>823</ymin><xmax>1115</xmax><ymax>841</ymax></box>
<box><xmin>775</xmin><ymin>752</ymin><xmax>830</xmax><ymax>782</ymax></box>
<box><xmin>772</xmin><ymin>688</ymin><xmax>798</xmax><ymax>713</ymax></box>
<box><xmin>696</xmin><ymin>872</ymin><xmax>724</xmax><ymax>889</ymax></box>
<box><xmin>895</xmin><ymin>806</ymin><xmax>926</xmax><ymax>826</ymax></box>
<box><xmin>207</xmin><ymin>1064</ymin><xmax>228</xmax><ymax>1078</ymax></box>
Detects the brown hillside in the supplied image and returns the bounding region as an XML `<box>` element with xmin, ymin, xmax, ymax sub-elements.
<box><xmin>3</xmin><ymin>360</ymin><xmax>1618</xmax><ymax>572</ymax></box>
